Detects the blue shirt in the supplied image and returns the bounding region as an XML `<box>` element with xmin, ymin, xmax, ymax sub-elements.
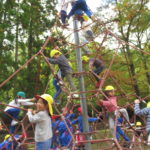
<box><xmin>72</xmin><ymin>115</ymin><xmax>98</xmax><ymax>132</ymax></box>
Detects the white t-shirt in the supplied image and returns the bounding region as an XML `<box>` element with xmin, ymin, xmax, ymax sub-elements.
<box><xmin>27</xmin><ymin>110</ymin><xmax>53</xmax><ymax>142</ymax></box>
<box><xmin>5</xmin><ymin>99</ymin><xmax>34</xmax><ymax>111</ymax></box>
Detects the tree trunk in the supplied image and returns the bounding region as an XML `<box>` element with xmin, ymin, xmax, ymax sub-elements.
<box><xmin>125</xmin><ymin>45</ymin><xmax>140</xmax><ymax>96</ymax></box>
<box><xmin>137</xmin><ymin>33</ymin><xmax>150</xmax><ymax>88</ymax></box>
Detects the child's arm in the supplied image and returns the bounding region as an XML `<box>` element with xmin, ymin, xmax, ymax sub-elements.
<box><xmin>18</xmin><ymin>98</ymin><xmax>35</xmax><ymax>106</ymax></box>
<box><xmin>27</xmin><ymin>109</ymin><xmax>45</xmax><ymax>123</ymax></box>
<box><xmin>71</xmin><ymin>119</ymin><xmax>78</xmax><ymax>125</ymax></box>
<box><xmin>48</xmin><ymin>58</ymin><xmax>59</xmax><ymax>64</ymax></box>
<box><xmin>134</xmin><ymin>99</ymin><xmax>150</xmax><ymax>116</ymax></box>
<box><xmin>88</xmin><ymin>117</ymin><xmax>98</xmax><ymax>122</ymax></box>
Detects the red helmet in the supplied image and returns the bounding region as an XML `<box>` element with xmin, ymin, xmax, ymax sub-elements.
<box><xmin>77</xmin><ymin>107</ymin><xmax>82</xmax><ymax>112</ymax></box>
<box><xmin>51</xmin><ymin>115</ymin><xmax>60</xmax><ymax>120</ymax></box>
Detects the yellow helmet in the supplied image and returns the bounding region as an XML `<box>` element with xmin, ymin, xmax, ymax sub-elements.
<box><xmin>82</xmin><ymin>56</ymin><xmax>89</xmax><ymax>62</ymax></box>
<box><xmin>136</xmin><ymin>121</ymin><xmax>142</xmax><ymax>126</ymax></box>
<box><xmin>104</xmin><ymin>85</ymin><xmax>115</xmax><ymax>91</ymax></box>
<box><xmin>4</xmin><ymin>134</ymin><xmax>10</xmax><ymax>141</ymax></box>
<box><xmin>36</xmin><ymin>94</ymin><xmax>53</xmax><ymax>115</ymax></box>
<box><xmin>50</xmin><ymin>49</ymin><xmax>62</xmax><ymax>58</ymax></box>
<box><xmin>82</xmin><ymin>15</ymin><xmax>89</xmax><ymax>22</ymax></box>
<box><xmin>147</xmin><ymin>102</ymin><xmax>150</xmax><ymax>108</ymax></box>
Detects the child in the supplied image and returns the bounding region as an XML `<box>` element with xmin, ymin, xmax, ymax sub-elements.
<box><xmin>0</xmin><ymin>134</ymin><xmax>23</xmax><ymax>150</ymax></box>
<box><xmin>27</xmin><ymin>94</ymin><xmax>53</xmax><ymax>150</ymax></box>
<box><xmin>72</xmin><ymin>107</ymin><xmax>99</xmax><ymax>132</ymax></box>
<box><xmin>135</xmin><ymin>121</ymin><xmax>143</xmax><ymax>136</ymax></box>
<box><xmin>0</xmin><ymin>134</ymin><xmax>10</xmax><ymax>150</ymax></box>
<box><xmin>60</xmin><ymin>0</ymin><xmax>74</xmax><ymax>26</ymax></box>
<box><xmin>4</xmin><ymin>91</ymin><xmax>35</xmax><ymax>133</ymax></box>
<box><xmin>68</xmin><ymin>0</ymin><xmax>93</xmax><ymax>20</ymax></box>
<box><xmin>80</xmin><ymin>15</ymin><xmax>94</xmax><ymax>41</ymax></box>
<box><xmin>82</xmin><ymin>56</ymin><xmax>105</xmax><ymax>88</ymax></box>
<box><xmin>82</xmin><ymin>27</ymin><xmax>94</xmax><ymax>42</ymax></box>
<box><xmin>51</xmin><ymin>115</ymin><xmax>61</xmax><ymax>149</ymax></box>
<box><xmin>97</xmin><ymin>85</ymin><xmax>130</xmax><ymax>137</ymax></box>
<box><xmin>71</xmin><ymin>107</ymin><xmax>99</xmax><ymax>146</ymax></box>
<box><xmin>58</xmin><ymin>107</ymin><xmax>74</xmax><ymax>148</ymax></box>
<box><xmin>48</xmin><ymin>49</ymin><xmax>78</xmax><ymax>98</ymax></box>
<box><xmin>134</xmin><ymin>99</ymin><xmax>150</xmax><ymax>146</ymax></box>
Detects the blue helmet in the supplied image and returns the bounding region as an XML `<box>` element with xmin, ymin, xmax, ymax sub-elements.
<box><xmin>17</xmin><ymin>91</ymin><xmax>26</xmax><ymax>98</ymax></box>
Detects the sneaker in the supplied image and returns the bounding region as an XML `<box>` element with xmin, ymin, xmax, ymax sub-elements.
<box><xmin>11</xmin><ymin>120</ymin><xmax>18</xmax><ymax>126</ymax></box>
<box><xmin>123</xmin><ymin>142</ymin><xmax>130</xmax><ymax>148</ymax></box>
<box><xmin>58</xmin><ymin>81</ymin><xmax>64</xmax><ymax>86</ymax></box>
<box><xmin>147</xmin><ymin>141</ymin><xmax>150</xmax><ymax>146</ymax></box>
<box><xmin>72</xmin><ymin>94</ymin><xmax>79</xmax><ymax>98</ymax></box>
<box><xmin>125</xmin><ymin>123</ymin><xmax>134</xmax><ymax>129</ymax></box>
<box><xmin>67</xmin><ymin>95</ymin><xmax>71</xmax><ymax>99</ymax></box>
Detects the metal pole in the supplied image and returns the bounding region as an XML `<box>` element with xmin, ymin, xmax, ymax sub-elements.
<box><xmin>73</xmin><ymin>17</ymin><xmax>92</xmax><ymax>150</ymax></box>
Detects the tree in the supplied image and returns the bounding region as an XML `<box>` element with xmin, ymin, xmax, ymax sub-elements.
<box><xmin>0</xmin><ymin>0</ymin><xmax>57</xmax><ymax>100</ymax></box>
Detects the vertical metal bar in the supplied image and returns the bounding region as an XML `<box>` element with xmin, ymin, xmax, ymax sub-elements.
<box><xmin>73</xmin><ymin>17</ymin><xmax>92</xmax><ymax>150</ymax></box>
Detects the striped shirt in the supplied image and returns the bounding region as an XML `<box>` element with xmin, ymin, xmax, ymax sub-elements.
<box><xmin>134</xmin><ymin>103</ymin><xmax>150</xmax><ymax>132</ymax></box>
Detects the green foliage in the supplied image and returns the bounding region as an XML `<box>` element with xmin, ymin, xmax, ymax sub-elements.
<box><xmin>0</xmin><ymin>0</ymin><xmax>57</xmax><ymax>101</ymax></box>
<box><xmin>0</xmin><ymin>0</ymin><xmax>150</xmax><ymax>113</ymax></box>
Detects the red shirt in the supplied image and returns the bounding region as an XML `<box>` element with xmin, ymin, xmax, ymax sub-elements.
<box><xmin>102</xmin><ymin>96</ymin><xmax>118</xmax><ymax>112</ymax></box>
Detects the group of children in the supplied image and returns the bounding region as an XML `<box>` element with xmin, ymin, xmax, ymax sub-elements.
<box><xmin>1</xmin><ymin>1</ymin><xmax>149</xmax><ymax>150</ymax></box>
<box><xmin>48</xmin><ymin>49</ymin><xmax>105</xmax><ymax>104</ymax></box>
<box><xmin>1</xmin><ymin>45</ymin><xmax>150</xmax><ymax>149</ymax></box>
<box><xmin>2</xmin><ymin>93</ymin><xmax>53</xmax><ymax>150</ymax></box>
<box><xmin>1</xmin><ymin>84</ymin><xmax>150</xmax><ymax>149</ymax></box>
<box><xmin>60</xmin><ymin>0</ymin><xmax>93</xmax><ymax>26</ymax></box>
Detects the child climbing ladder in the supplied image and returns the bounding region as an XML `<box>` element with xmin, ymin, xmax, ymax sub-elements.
<box><xmin>47</xmin><ymin>49</ymin><xmax>79</xmax><ymax>98</ymax></box>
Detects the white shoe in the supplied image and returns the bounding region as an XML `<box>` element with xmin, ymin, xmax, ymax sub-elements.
<box><xmin>147</xmin><ymin>142</ymin><xmax>150</xmax><ymax>146</ymax></box>
<box><xmin>11</xmin><ymin>120</ymin><xmax>18</xmax><ymax>126</ymax></box>
<box><xmin>72</xmin><ymin>94</ymin><xmax>79</xmax><ymax>98</ymax></box>
<box><xmin>59</xmin><ymin>81</ymin><xmax>64</xmax><ymax>86</ymax></box>
<box><xmin>67</xmin><ymin>95</ymin><xmax>71</xmax><ymax>99</ymax></box>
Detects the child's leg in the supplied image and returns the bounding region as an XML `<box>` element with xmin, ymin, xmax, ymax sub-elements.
<box><xmin>108</xmin><ymin>112</ymin><xmax>115</xmax><ymax>137</ymax></box>
<box><xmin>52</xmin><ymin>78</ymin><xmax>62</xmax><ymax>101</ymax></box>
<box><xmin>68</xmin><ymin>1</ymin><xmax>92</xmax><ymax>19</ymax></box>
<box><xmin>93</xmin><ymin>66</ymin><xmax>104</xmax><ymax>81</ymax></box>
<box><xmin>117</xmin><ymin>126</ymin><xmax>130</xmax><ymax>142</ymax></box>
<box><xmin>6</xmin><ymin>108</ymin><xmax>20</xmax><ymax>120</ymax></box>
<box><xmin>68</xmin><ymin>1</ymin><xmax>84</xmax><ymax>19</ymax></box>
<box><xmin>119</xmin><ymin>108</ymin><xmax>129</xmax><ymax>123</ymax></box>
<box><xmin>79</xmin><ymin>2</ymin><xmax>92</xmax><ymax>18</ymax></box>
<box><xmin>116</xmin><ymin>127</ymin><xmax>120</xmax><ymax>141</ymax></box>
<box><xmin>60</xmin><ymin>10</ymin><xmax>67</xmax><ymax>24</ymax></box>
<box><xmin>65</xmin><ymin>73</ymin><xmax>76</xmax><ymax>92</ymax></box>
<box><xmin>36</xmin><ymin>138</ymin><xmax>52</xmax><ymax>150</ymax></box>
<box><xmin>6</xmin><ymin>108</ymin><xmax>20</xmax><ymax>133</ymax></box>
